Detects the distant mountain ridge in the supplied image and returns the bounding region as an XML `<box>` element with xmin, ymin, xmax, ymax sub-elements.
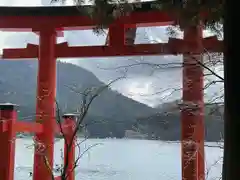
<box><xmin>0</xmin><ymin>60</ymin><xmax>156</xmax><ymax>138</ymax></box>
<box><xmin>0</xmin><ymin>60</ymin><xmax>224</xmax><ymax>140</ymax></box>
<box><xmin>136</xmin><ymin>101</ymin><xmax>224</xmax><ymax>141</ymax></box>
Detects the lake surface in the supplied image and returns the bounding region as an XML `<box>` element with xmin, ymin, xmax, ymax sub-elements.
<box><xmin>15</xmin><ymin>138</ymin><xmax>223</xmax><ymax>180</ymax></box>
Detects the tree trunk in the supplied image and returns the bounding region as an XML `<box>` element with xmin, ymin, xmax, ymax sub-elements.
<box><xmin>222</xmin><ymin>0</ymin><xmax>239</xmax><ymax>179</ymax></box>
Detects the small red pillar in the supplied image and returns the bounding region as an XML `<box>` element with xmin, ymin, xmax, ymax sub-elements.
<box><xmin>62</xmin><ymin>114</ymin><xmax>77</xmax><ymax>180</ymax></box>
<box><xmin>0</xmin><ymin>103</ymin><xmax>17</xmax><ymax>180</ymax></box>
<box><xmin>107</xmin><ymin>24</ymin><xmax>136</xmax><ymax>46</ymax></box>
<box><xmin>108</xmin><ymin>24</ymin><xmax>125</xmax><ymax>46</ymax></box>
<box><xmin>181</xmin><ymin>24</ymin><xmax>205</xmax><ymax>180</ymax></box>
<box><xmin>33</xmin><ymin>29</ymin><xmax>57</xmax><ymax>180</ymax></box>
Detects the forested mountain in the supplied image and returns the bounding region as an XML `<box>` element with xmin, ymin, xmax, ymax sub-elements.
<box><xmin>0</xmin><ymin>60</ymin><xmax>224</xmax><ymax>141</ymax></box>
<box><xmin>136</xmin><ymin>101</ymin><xmax>224</xmax><ymax>141</ymax></box>
<box><xmin>0</xmin><ymin>60</ymin><xmax>155</xmax><ymax>138</ymax></box>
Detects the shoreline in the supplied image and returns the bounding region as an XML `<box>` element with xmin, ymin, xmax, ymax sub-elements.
<box><xmin>16</xmin><ymin>136</ymin><xmax>224</xmax><ymax>143</ymax></box>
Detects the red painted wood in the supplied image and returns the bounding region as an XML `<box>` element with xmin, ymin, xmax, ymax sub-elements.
<box><xmin>0</xmin><ymin>105</ymin><xmax>17</xmax><ymax>180</ymax></box>
<box><xmin>63</xmin><ymin>115</ymin><xmax>76</xmax><ymax>180</ymax></box>
<box><xmin>2</xmin><ymin>38</ymin><xmax>223</xmax><ymax>59</ymax></box>
<box><xmin>181</xmin><ymin>25</ymin><xmax>205</xmax><ymax>180</ymax></box>
<box><xmin>55</xmin><ymin>123</ymin><xmax>74</xmax><ymax>134</ymax></box>
<box><xmin>0</xmin><ymin>121</ymin><xmax>43</xmax><ymax>134</ymax></box>
<box><xmin>0</xmin><ymin>120</ymin><xmax>8</xmax><ymax>133</ymax></box>
<box><xmin>34</xmin><ymin>30</ymin><xmax>64</xmax><ymax>37</ymax></box>
<box><xmin>169</xmin><ymin>36</ymin><xmax>223</xmax><ymax>54</ymax></box>
<box><xmin>2</xmin><ymin>43</ymin><xmax>38</xmax><ymax>59</ymax></box>
<box><xmin>15</xmin><ymin>122</ymin><xmax>43</xmax><ymax>133</ymax></box>
<box><xmin>33</xmin><ymin>29</ymin><xmax>57</xmax><ymax>180</ymax></box>
<box><xmin>0</xmin><ymin>11</ymin><xmax>173</xmax><ymax>30</ymax></box>
<box><xmin>108</xmin><ymin>24</ymin><xmax>125</xmax><ymax>47</ymax></box>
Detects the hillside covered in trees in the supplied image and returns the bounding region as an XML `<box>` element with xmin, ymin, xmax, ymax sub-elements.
<box><xmin>0</xmin><ymin>60</ymin><xmax>223</xmax><ymax>141</ymax></box>
<box><xmin>136</xmin><ymin>101</ymin><xmax>224</xmax><ymax>141</ymax></box>
<box><xmin>0</xmin><ymin>60</ymin><xmax>156</xmax><ymax>138</ymax></box>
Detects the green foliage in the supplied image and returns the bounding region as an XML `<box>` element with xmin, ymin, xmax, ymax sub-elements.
<box><xmin>54</xmin><ymin>0</ymin><xmax>223</xmax><ymax>34</ymax></box>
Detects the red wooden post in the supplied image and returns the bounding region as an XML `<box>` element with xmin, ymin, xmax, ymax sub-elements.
<box><xmin>62</xmin><ymin>114</ymin><xmax>77</xmax><ymax>180</ymax></box>
<box><xmin>124</xmin><ymin>26</ymin><xmax>137</xmax><ymax>45</ymax></box>
<box><xmin>181</xmin><ymin>24</ymin><xmax>205</xmax><ymax>180</ymax></box>
<box><xmin>108</xmin><ymin>24</ymin><xmax>136</xmax><ymax>46</ymax></box>
<box><xmin>33</xmin><ymin>29</ymin><xmax>57</xmax><ymax>180</ymax></box>
<box><xmin>108</xmin><ymin>24</ymin><xmax>125</xmax><ymax>47</ymax></box>
<box><xmin>0</xmin><ymin>103</ymin><xmax>17</xmax><ymax>180</ymax></box>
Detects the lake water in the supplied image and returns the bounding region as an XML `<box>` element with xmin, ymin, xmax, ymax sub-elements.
<box><xmin>15</xmin><ymin>138</ymin><xmax>223</xmax><ymax>180</ymax></box>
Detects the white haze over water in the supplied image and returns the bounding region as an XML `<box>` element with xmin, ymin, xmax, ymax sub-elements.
<box><xmin>15</xmin><ymin>138</ymin><xmax>223</xmax><ymax>180</ymax></box>
<box><xmin>0</xmin><ymin>0</ymin><xmax>223</xmax><ymax>107</ymax></box>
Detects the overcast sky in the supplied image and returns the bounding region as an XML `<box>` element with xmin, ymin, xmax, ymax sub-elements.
<box><xmin>0</xmin><ymin>0</ymin><xmax>224</xmax><ymax>107</ymax></box>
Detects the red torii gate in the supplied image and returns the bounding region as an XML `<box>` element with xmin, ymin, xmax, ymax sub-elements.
<box><xmin>0</xmin><ymin>2</ymin><xmax>223</xmax><ymax>180</ymax></box>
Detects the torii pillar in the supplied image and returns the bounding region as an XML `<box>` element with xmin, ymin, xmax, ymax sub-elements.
<box><xmin>181</xmin><ymin>24</ymin><xmax>205</xmax><ymax>180</ymax></box>
<box><xmin>33</xmin><ymin>28</ymin><xmax>57</xmax><ymax>180</ymax></box>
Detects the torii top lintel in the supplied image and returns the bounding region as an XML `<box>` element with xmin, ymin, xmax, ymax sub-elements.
<box><xmin>0</xmin><ymin>1</ymin><xmax>174</xmax><ymax>30</ymax></box>
<box><xmin>0</xmin><ymin>1</ymin><xmax>222</xmax><ymax>59</ymax></box>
